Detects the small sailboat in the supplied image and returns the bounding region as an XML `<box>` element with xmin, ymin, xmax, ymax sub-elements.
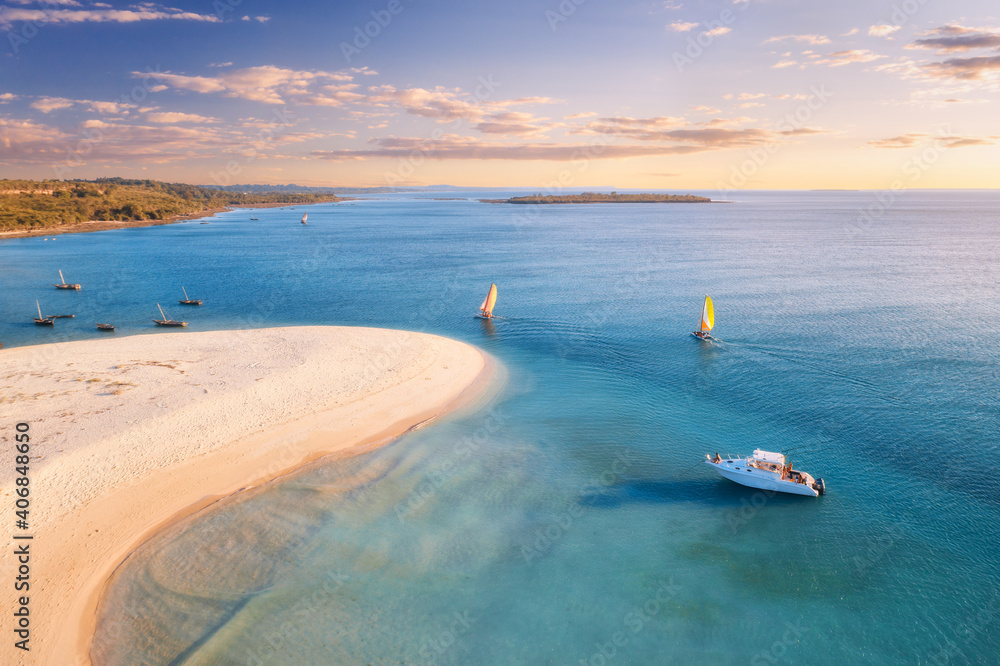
<box><xmin>705</xmin><ymin>450</ymin><xmax>825</xmax><ymax>497</ymax></box>
<box><xmin>301</xmin><ymin>213</ymin><xmax>308</xmax><ymax>225</ymax></box>
<box><xmin>33</xmin><ymin>301</ymin><xmax>54</xmax><ymax>326</ymax></box>
<box><xmin>178</xmin><ymin>287</ymin><xmax>203</xmax><ymax>306</ymax></box>
<box><xmin>97</xmin><ymin>323</ymin><xmax>116</xmax><ymax>331</ymax></box>
<box><xmin>477</xmin><ymin>283</ymin><xmax>498</xmax><ymax>319</ymax></box>
<box><xmin>54</xmin><ymin>269</ymin><xmax>81</xmax><ymax>290</ymax></box>
<box><xmin>153</xmin><ymin>303</ymin><xmax>187</xmax><ymax>327</ymax></box>
<box><xmin>691</xmin><ymin>295</ymin><xmax>714</xmax><ymax>340</ymax></box>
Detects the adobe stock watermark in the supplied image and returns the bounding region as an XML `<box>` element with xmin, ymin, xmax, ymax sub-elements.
<box><xmin>417</xmin><ymin>609</ymin><xmax>476</xmax><ymax>664</ymax></box>
<box><xmin>715</xmin><ymin>84</ymin><xmax>833</xmax><ymax>199</ymax></box>
<box><xmin>672</xmin><ymin>1</ymin><xmax>751</xmax><ymax>72</ymax></box>
<box><xmin>750</xmin><ymin>621</ymin><xmax>809</xmax><ymax>665</ymax></box>
<box><xmin>926</xmin><ymin>590</ymin><xmax>1000</xmax><ymax>665</ymax></box>
<box><xmin>209</xmin><ymin>107</ymin><xmax>297</xmax><ymax>186</ymax></box>
<box><xmin>384</xmin><ymin>74</ymin><xmax>501</xmax><ymax>186</ymax></box>
<box><xmin>52</xmin><ymin>67</ymin><xmax>164</xmax><ymax>179</ymax></box>
<box><xmin>393</xmin><ymin>406</ymin><xmax>506</xmax><ymax>523</ymax></box>
<box><xmin>577</xmin><ymin>577</ymin><xmax>682</xmax><ymax>666</ymax></box>
<box><xmin>545</xmin><ymin>0</ymin><xmax>586</xmax><ymax>31</ymax></box>
<box><xmin>521</xmin><ymin>448</ymin><xmax>632</xmax><ymax>565</ymax></box>
<box><xmin>845</xmin><ymin>124</ymin><xmax>953</xmax><ymax>238</ymax></box>
<box><xmin>340</xmin><ymin>0</ymin><xmax>415</xmax><ymax>63</ymax></box>
<box><xmin>244</xmin><ymin>570</ymin><xmax>350</xmax><ymax>664</ymax></box>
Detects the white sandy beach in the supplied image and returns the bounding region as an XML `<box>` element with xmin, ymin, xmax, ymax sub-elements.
<box><xmin>0</xmin><ymin>326</ymin><xmax>490</xmax><ymax>665</ymax></box>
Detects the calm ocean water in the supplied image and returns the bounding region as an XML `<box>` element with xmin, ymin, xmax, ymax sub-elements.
<box><xmin>4</xmin><ymin>191</ymin><xmax>1000</xmax><ymax>664</ymax></box>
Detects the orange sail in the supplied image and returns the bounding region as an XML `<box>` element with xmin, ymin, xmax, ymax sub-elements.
<box><xmin>698</xmin><ymin>296</ymin><xmax>714</xmax><ymax>333</ymax></box>
<box><xmin>479</xmin><ymin>283</ymin><xmax>498</xmax><ymax>317</ymax></box>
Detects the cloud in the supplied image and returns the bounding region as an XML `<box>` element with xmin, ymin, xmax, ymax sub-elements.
<box><xmin>0</xmin><ymin>4</ymin><xmax>221</xmax><ymax>26</ymax></box>
<box><xmin>908</xmin><ymin>26</ymin><xmax>1000</xmax><ymax>53</ymax></box>
<box><xmin>254</xmin><ymin>15</ymin><xmax>270</xmax><ymax>23</ymax></box>
<box><xmin>0</xmin><ymin>93</ymin><xmax>16</xmax><ymax>103</ymax></box>
<box><xmin>311</xmin><ymin>135</ymin><xmax>707</xmax><ymax>161</ymax></box>
<box><xmin>144</xmin><ymin>111</ymin><xmax>218</xmax><ymax>123</ymax></box>
<box><xmin>704</xmin><ymin>26</ymin><xmax>730</xmax><ymax>37</ymax></box>
<box><xmin>564</xmin><ymin>111</ymin><xmax>598</xmax><ymax>120</ymax></box>
<box><xmin>923</xmin><ymin>54</ymin><xmax>1000</xmax><ymax>80</ymax></box>
<box><xmin>141</xmin><ymin>66</ymin><xmax>362</xmax><ymax>105</ymax></box>
<box><xmin>868</xmin><ymin>132</ymin><xmax>997</xmax><ymax>148</ymax></box>
<box><xmin>815</xmin><ymin>49</ymin><xmax>886</xmax><ymax>67</ymax></box>
<box><xmin>737</xmin><ymin>92</ymin><xmax>766</xmax><ymax>100</ymax></box>
<box><xmin>668</xmin><ymin>21</ymin><xmax>698</xmax><ymax>32</ymax></box>
<box><xmin>867</xmin><ymin>134</ymin><xmax>927</xmax><ymax>148</ymax></box>
<box><xmin>0</xmin><ymin>117</ymin><xmax>70</xmax><ymax>162</ymax></box>
<box><xmin>689</xmin><ymin>105</ymin><xmax>721</xmax><ymax>114</ymax></box>
<box><xmin>772</xmin><ymin>60</ymin><xmax>797</xmax><ymax>69</ymax></box>
<box><xmin>843</xmin><ymin>28</ymin><xmax>859</xmax><ymax>36</ymax></box>
<box><xmin>939</xmin><ymin>135</ymin><xmax>997</xmax><ymax>148</ymax></box>
<box><xmin>764</xmin><ymin>34</ymin><xmax>831</xmax><ymax>45</ymax></box>
<box><xmin>868</xmin><ymin>25</ymin><xmax>901</xmax><ymax>38</ymax></box>
<box><xmin>473</xmin><ymin>111</ymin><xmax>554</xmax><ymax>136</ymax></box>
<box><xmin>29</xmin><ymin>96</ymin><xmax>134</xmax><ymax>114</ymax></box>
<box><xmin>367</xmin><ymin>86</ymin><xmax>558</xmax><ymax>123</ymax></box>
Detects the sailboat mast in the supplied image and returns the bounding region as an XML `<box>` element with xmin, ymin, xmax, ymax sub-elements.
<box><xmin>182</xmin><ymin>286</ymin><xmax>189</xmax><ymax>300</ymax></box>
<box><xmin>59</xmin><ymin>270</ymin><xmax>65</xmax><ymax>285</ymax></box>
<box><xmin>157</xmin><ymin>303</ymin><xmax>166</xmax><ymax>320</ymax></box>
<box><xmin>37</xmin><ymin>300</ymin><xmax>43</xmax><ymax>319</ymax></box>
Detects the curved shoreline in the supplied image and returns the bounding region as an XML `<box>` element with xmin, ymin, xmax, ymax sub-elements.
<box><xmin>0</xmin><ymin>327</ymin><xmax>495</xmax><ymax>665</ymax></box>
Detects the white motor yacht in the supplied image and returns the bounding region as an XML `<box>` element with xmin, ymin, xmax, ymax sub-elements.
<box><xmin>705</xmin><ymin>449</ymin><xmax>825</xmax><ymax>497</ymax></box>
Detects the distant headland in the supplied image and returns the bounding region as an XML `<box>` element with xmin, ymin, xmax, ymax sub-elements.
<box><xmin>0</xmin><ymin>177</ymin><xmax>342</xmax><ymax>237</ymax></box>
<box><xmin>480</xmin><ymin>192</ymin><xmax>713</xmax><ymax>204</ymax></box>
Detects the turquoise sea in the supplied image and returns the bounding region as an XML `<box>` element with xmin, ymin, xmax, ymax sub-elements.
<box><xmin>3</xmin><ymin>191</ymin><xmax>999</xmax><ymax>664</ymax></box>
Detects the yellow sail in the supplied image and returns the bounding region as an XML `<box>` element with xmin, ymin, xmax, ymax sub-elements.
<box><xmin>479</xmin><ymin>283</ymin><xmax>498</xmax><ymax>317</ymax></box>
<box><xmin>699</xmin><ymin>296</ymin><xmax>714</xmax><ymax>332</ymax></box>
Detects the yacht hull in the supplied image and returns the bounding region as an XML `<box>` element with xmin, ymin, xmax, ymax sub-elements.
<box><xmin>706</xmin><ymin>460</ymin><xmax>819</xmax><ymax>497</ymax></box>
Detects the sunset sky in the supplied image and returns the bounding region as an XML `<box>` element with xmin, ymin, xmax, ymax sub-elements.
<box><xmin>1</xmin><ymin>0</ymin><xmax>998</xmax><ymax>190</ymax></box>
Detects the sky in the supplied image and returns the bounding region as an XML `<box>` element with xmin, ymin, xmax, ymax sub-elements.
<box><xmin>0</xmin><ymin>0</ymin><xmax>998</xmax><ymax>190</ymax></box>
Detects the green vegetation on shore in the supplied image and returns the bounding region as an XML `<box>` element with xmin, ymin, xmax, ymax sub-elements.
<box><xmin>485</xmin><ymin>192</ymin><xmax>712</xmax><ymax>204</ymax></box>
<box><xmin>0</xmin><ymin>178</ymin><xmax>340</xmax><ymax>231</ymax></box>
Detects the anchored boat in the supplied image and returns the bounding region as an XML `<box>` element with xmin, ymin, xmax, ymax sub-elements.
<box><xmin>705</xmin><ymin>449</ymin><xmax>825</xmax><ymax>497</ymax></box>
<box><xmin>54</xmin><ymin>269</ymin><xmax>81</xmax><ymax>290</ymax></box>
<box><xmin>33</xmin><ymin>300</ymin><xmax>54</xmax><ymax>326</ymax></box>
<box><xmin>178</xmin><ymin>286</ymin><xmax>203</xmax><ymax>306</ymax></box>
<box><xmin>477</xmin><ymin>283</ymin><xmax>498</xmax><ymax>319</ymax></box>
<box><xmin>691</xmin><ymin>295</ymin><xmax>713</xmax><ymax>340</ymax></box>
<box><xmin>153</xmin><ymin>303</ymin><xmax>187</xmax><ymax>327</ymax></box>
<box><xmin>96</xmin><ymin>323</ymin><xmax>116</xmax><ymax>331</ymax></box>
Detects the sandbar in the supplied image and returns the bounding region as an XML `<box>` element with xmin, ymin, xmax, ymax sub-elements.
<box><xmin>0</xmin><ymin>326</ymin><xmax>490</xmax><ymax>665</ymax></box>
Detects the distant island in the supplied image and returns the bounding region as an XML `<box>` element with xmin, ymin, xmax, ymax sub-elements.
<box><xmin>481</xmin><ymin>192</ymin><xmax>712</xmax><ymax>204</ymax></box>
<box><xmin>0</xmin><ymin>177</ymin><xmax>341</xmax><ymax>235</ymax></box>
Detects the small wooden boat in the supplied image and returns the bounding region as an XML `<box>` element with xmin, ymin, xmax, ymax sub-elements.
<box><xmin>49</xmin><ymin>314</ymin><xmax>75</xmax><ymax>319</ymax></box>
<box><xmin>476</xmin><ymin>283</ymin><xmax>498</xmax><ymax>319</ymax></box>
<box><xmin>178</xmin><ymin>286</ymin><xmax>203</xmax><ymax>306</ymax></box>
<box><xmin>54</xmin><ymin>269</ymin><xmax>81</xmax><ymax>290</ymax></box>
<box><xmin>691</xmin><ymin>295</ymin><xmax>714</xmax><ymax>340</ymax></box>
<box><xmin>97</xmin><ymin>323</ymin><xmax>115</xmax><ymax>331</ymax></box>
<box><xmin>301</xmin><ymin>213</ymin><xmax>308</xmax><ymax>225</ymax></box>
<box><xmin>153</xmin><ymin>303</ymin><xmax>187</xmax><ymax>327</ymax></box>
<box><xmin>250</xmin><ymin>217</ymin><xmax>259</xmax><ymax>221</ymax></box>
<box><xmin>33</xmin><ymin>300</ymin><xmax>54</xmax><ymax>326</ymax></box>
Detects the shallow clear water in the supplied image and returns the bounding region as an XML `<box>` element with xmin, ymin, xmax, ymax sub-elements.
<box><xmin>4</xmin><ymin>191</ymin><xmax>1000</xmax><ymax>664</ymax></box>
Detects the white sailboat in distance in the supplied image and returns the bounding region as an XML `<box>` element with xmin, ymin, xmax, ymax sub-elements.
<box><xmin>301</xmin><ymin>213</ymin><xmax>308</xmax><ymax>225</ymax></box>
